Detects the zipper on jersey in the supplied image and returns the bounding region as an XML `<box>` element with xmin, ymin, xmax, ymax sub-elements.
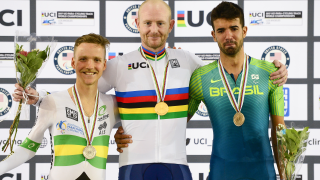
<box><xmin>155</xmin><ymin>52</ymin><xmax>160</xmax><ymax>162</ymax></box>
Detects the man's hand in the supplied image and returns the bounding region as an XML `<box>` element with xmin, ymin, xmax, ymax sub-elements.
<box><xmin>270</xmin><ymin>60</ymin><xmax>288</xmax><ymax>86</ymax></box>
<box><xmin>167</xmin><ymin>46</ymin><xmax>181</xmax><ymax>49</ymax></box>
<box><xmin>12</xmin><ymin>83</ymin><xmax>39</xmax><ymax>105</ymax></box>
<box><xmin>114</xmin><ymin>126</ymin><xmax>132</xmax><ymax>153</ymax></box>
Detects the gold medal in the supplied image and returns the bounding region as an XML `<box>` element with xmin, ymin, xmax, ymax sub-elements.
<box><xmin>233</xmin><ymin>112</ymin><xmax>245</xmax><ymax>126</ymax></box>
<box><xmin>83</xmin><ymin>145</ymin><xmax>96</xmax><ymax>159</ymax></box>
<box><xmin>155</xmin><ymin>102</ymin><xmax>169</xmax><ymax>116</ymax></box>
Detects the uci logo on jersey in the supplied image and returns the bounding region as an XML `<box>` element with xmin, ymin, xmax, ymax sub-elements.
<box><xmin>128</xmin><ymin>62</ymin><xmax>150</xmax><ymax>70</ymax></box>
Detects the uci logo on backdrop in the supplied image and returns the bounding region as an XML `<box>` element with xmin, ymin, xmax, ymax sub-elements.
<box><xmin>0</xmin><ymin>88</ymin><xmax>12</xmax><ymax>117</ymax></box>
<box><xmin>53</xmin><ymin>46</ymin><xmax>75</xmax><ymax>75</ymax></box>
<box><xmin>176</xmin><ymin>10</ymin><xmax>212</xmax><ymax>28</ymax></box>
<box><xmin>0</xmin><ymin>9</ymin><xmax>22</xmax><ymax>26</ymax></box>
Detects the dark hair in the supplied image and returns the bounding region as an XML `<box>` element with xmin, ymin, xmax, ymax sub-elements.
<box><xmin>210</xmin><ymin>2</ymin><xmax>244</xmax><ymax>31</ymax></box>
<box><xmin>74</xmin><ymin>33</ymin><xmax>110</xmax><ymax>59</ymax></box>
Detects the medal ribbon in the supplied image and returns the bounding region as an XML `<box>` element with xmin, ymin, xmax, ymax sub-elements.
<box><xmin>217</xmin><ymin>54</ymin><xmax>249</xmax><ymax>113</ymax></box>
<box><xmin>139</xmin><ymin>47</ymin><xmax>169</xmax><ymax>102</ymax></box>
<box><xmin>72</xmin><ymin>85</ymin><xmax>99</xmax><ymax>145</ymax></box>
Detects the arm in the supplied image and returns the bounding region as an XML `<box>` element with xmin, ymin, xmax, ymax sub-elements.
<box><xmin>271</xmin><ymin>115</ymin><xmax>285</xmax><ymax>180</ymax></box>
<box><xmin>270</xmin><ymin>60</ymin><xmax>288</xmax><ymax>86</ymax></box>
<box><xmin>269</xmin><ymin>71</ymin><xmax>285</xmax><ymax>179</ymax></box>
<box><xmin>98</xmin><ymin>59</ymin><xmax>118</xmax><ymax>93</ymax></box>
<box><xmin>0</xmin><ymin>95</ymin><xmax>54</xmax><ymax>174</ymax></box>
<box><xmin>187</xmin><ymin>68</ymin><xmax>204</xmax><ymax>122</ymax></box>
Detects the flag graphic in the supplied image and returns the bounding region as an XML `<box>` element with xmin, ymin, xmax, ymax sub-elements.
<box><xmin>131</xmin><ymin>11</ymin><xmax>138</xmax><ymax>19</ymax></box>
<box><xmin>177</xmin><ymin>11</ymin><xmax>187</xmax><ymax>27</ymax></box>
<box><xmin>128</xmin><ymin>64</ymin><xmax>132</xmax><ymax>70</ymax></box>
<box><xmin>0</xmin><ymin>94</ymin><xmax>3</xmax><ymax>102</ymax></box>
<box><xmin>62</xmin><ymin>53</ymin><xmax>73</xmax><ymax>61</ymax></box>
<box><xmin>270</xmin><ymin>52</ymin><xmax>282</xmax><ymax>61</ymax></box>
<box><xmin>108</xmin><ymin>52</ymin><xmax>116</xmax><ymax>60</ymax></box>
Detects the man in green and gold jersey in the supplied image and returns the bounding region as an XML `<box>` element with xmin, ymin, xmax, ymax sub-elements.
<box><xmin>188</xmin><ymin>2</ymin><xmax>285</xmax><ymax>180</ymax></box>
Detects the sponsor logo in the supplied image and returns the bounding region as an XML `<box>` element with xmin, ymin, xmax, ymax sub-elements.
<box><xmin>128</xmin><ymin>62</ymin><xmax>150</xmax><ymax>70</ymax></box>
<box><xmin>186</xmin><ymin>137</ymin><xmax>211</xmax><ymax>146</ymax></box>
<box><xmin>0</xmin><ymin>173</ymin><xmax>22</xmax><ymax>180</ymax></box>
<box><xmin>42</xmin><ymin>12</ymin><xmax>56</xmax><ymax>18</ymax></box>
<box><xmin>98</xmin><ymin>122</ymin><xmax>107</xmax><ymax>135</ymax></box>
<box><xmin>123</xmin><ymin>5</ymin><xmax>140</xmax><ymax>33</ymax></box>
<box><xmin>209</xmin><ymin>85</ymin><xmax>264</xmax><ymax>97</ymax></box>
<box><xmin>261</xmin><ymin>46</ymin><xmax>290</xmax><ymax>69</ymax></box>
<box><xmin>250</xmin><ymin>19</ymin><xmax>263</xmax><ymax>25</ymax></box>
<box><xmin>308</xmin><ymin>138</ymin><xmax>320</xmax><ymax>145</ymax></box>
<box><xmin>210</xmin><ymin>79</ymin><xmax>221</xmax><ymax>84</ymax></box>
<box><xmin>65</xmin><ymin>107</ymin><xmax>78</xmax><ymax>121</ymax></box>
<box><xmin>176</xmin><ymin>10</ymin><xmax>211</xmax><ymax>28</ymax></box>
<box><xmin>98</xmin><ymin>105</ymin><xmax>107</xmax><ymax>116</ymax></box>
<box><xmin>98</xmin><ymin>114</ymin><xmax>109</xmax><ymax>121</ymax></box>
<box><xmin>53</xmin><ymin>46</ymin><xmax>75</xmax><ymax>75</ymax></box>
<box><xmin>196</xmin><ymin>101</ymin><xmax>209</xmax><ymax>117</ymax></box>
<box><xmin>56</xmin><ymin>120</ymin><xmax>67</xmax><ymax>134</ymax></box>
<box><xmin>251</xmin><ymin>74</ymin><xmax>259</xmax><ymax>84</ymax></box>
<box><xmin>40</xmin><ymin>137</ymin><xmax>47</xmax><ymax>148</ymax></box>
<box><xmin>0</xmin><ymin>139</ymin><xmax>22</xmax><ymax>146</ymax></box>
<box><xmin>250</xmin><ymin>12</ymin><xmax>264</xmax><ymax>18</ymax></box>
<box><xmin>108</xmin><ymin>52</ymin><xmax>123</xmax><ymax>60</ymax></box>
<box><xmin>42</xmin><ymin>19</ymin><xmax>56</xmax><ymax>25</ymax></box>
<box><xmin>41</xmin><ymin>175</ymin><xmax>49</xmax><ymax>180</ymax></box>
<box><xmin>186</xmin><ymin>138</ymin><xmax>190</xmax><ymax>145</ymax></box>
<box><xmin>283</xmin><ymin>87</ymin><xmax>289</xmax><ymax>117</ymax></box>
<box><xmin>195</xmin><ymin>53</ymin><xmax>220</xmax><ymax>61</ymax></box>
<box><xmin>67</xmin><ymin>123</ymin><xmax>84</xmax><ymax>135</ymax></box>
<box><xmin>169</xmin><ymin>59</ymin><xmax>180</xmax><ymax>68</ymax></box>
<box><xmin>0</xmin><ymin>53</ymin><xmax>14</xmax><ymax>60</ymax></box>
<box><xmin>0</xmin><ymin>9</ymin><xmax>22</xmax><ymax>26</ymax></box>
<box><xmin>0</xmin><ymin>87</ymin><xmax>12</xmax><ymax>117</ymax></box>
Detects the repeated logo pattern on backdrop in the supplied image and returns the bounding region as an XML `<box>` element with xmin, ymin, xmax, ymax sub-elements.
<box><xmin>0</xmin><ymin>0</ymin><xmax>319</xmax><ymax>180</ymax></box>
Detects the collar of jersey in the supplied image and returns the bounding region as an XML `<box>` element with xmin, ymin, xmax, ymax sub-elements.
<box><xmin>140</xmin><ymin>46</ymin><xmax>166</xmax><ymax>61</ymax></box>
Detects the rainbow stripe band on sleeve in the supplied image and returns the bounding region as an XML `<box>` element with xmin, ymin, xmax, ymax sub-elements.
<box><xmin>20</xmin><ymin>137</ymin><xmax>41</xmax><ymax>152</ymax></box>
<box><xmin>53</xmin><ymin>135</ymin><xmax>110</xmax><ymax>169</ymax></box>
<box><xmin>116</xmin><ymin>87</ymin><xmax>189</xmax><ymax>120</ymax></box>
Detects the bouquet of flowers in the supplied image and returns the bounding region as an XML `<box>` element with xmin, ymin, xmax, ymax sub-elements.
<box><xmin>276</xmin><ymin>124</ymin><xmax>309</xmax><ymax>180</ymax></box>
<box><xmin>2</xmin><ymin>32</ymin><xmax>57</xmax><ymax>153</ymax></box>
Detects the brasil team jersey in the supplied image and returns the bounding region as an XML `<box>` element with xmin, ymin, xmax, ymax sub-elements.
<box><xmin>98</xmin><ymin>47</ymin><xmax>204</xmax><ymax>167</ymax></box>
<box><xmin>0</xmin><ymin>90</ymin><xmax>120</xmax><ymax>180</ymax></box>
<box><xmin>188</xmin><ymin>56</ymin><xmax>284</xmax><ymax>180</ymax></box>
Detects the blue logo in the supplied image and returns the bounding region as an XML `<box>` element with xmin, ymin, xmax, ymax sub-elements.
<box><xmin>284</xmin><ymin>87</ymin><xmax>289</xmax><ymax>117</ymax></box>
<box><xmin>0</xmin><ymin>87</ymin><xmax>12</xmax><ymax>117</ymax></box>
<box><xmin>56</xmin><ymin>120</ymin><xmax>67</xmax><ymax>134</ymax></box>
<box><xmin>123</xmin><ymin>4</ymin><xmax>140</xmax><ymax>33</ymax></box>
<box><xmin>67</xmin><ymin>123</ymin><xmax>84</xmax><ymax>135</ymax></box>
<box><xmin>261</xmin><ymin>46</ymin><xmax>290</xmax><ymax>69</ymax></box>
<box><xmin>53</xmin><ymin>46</ymin><xmax>75</xmax><ymax>75</ymax></box>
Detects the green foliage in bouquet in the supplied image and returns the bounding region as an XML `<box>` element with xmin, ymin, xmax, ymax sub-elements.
<box><xmin>2</xmin><ymin>44</ymin><xmax>51</xmax><ymax>153</ymax></box>
<box><xmin>277</xmin><ymin>124</ymin><xmax>309</xmax><ymax>180</ymax></box>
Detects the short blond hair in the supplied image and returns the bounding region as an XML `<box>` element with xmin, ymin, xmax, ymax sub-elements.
<box><xmin>74</xmin><ymin>33</ymin><xmax>110</xmax><ymax>59</ymax></box>
<box><xmin>138</xmin><ymin>0</ymin><xmax>172</xmax><ymax>21</ymax></box>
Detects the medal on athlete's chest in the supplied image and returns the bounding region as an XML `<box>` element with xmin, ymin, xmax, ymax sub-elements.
<box><xmin>140</xmin><ymin>47</ymin><xmax>170</xmax><ymax>116</ymax></box>
<box><xmin>72</xmin><ymin>85</ymin><xmax>99</xmax><ymax>159</ymax></box>
<box><xmin>217</xmin><ymin>54</ymin><xmax>249</xmax><ymax>127</ymax></box>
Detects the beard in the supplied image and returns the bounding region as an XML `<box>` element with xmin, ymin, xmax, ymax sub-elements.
<box><xmin>218</xmin><ymin>38</ymin><xmax>243</xmax><ymax>57</ymax></box>
<box><xmin>143</xmin><ymin>33</ymin><xmax>167</xmax><ymax>50</ymax></box>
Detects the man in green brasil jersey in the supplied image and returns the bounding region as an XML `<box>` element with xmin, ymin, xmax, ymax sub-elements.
<box><xmin>187</xmin><ymin>2</ymin><xmax>285</xmax><ymax>180</ymax></box>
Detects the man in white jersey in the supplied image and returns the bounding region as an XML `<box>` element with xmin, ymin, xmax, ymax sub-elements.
<box><xmin>12</xmin><ymin>0</ymin><xmax>288</xmax><ymax>179</ymax></box>
<box><xmin>1</xmin><ymin>33</ymin><xmax>120</xmax><ymax>180</ymax></box>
